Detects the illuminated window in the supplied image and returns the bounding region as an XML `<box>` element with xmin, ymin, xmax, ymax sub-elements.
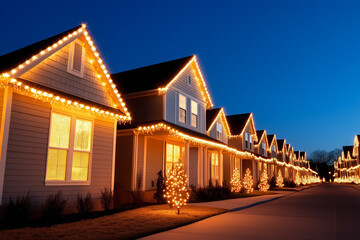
<box><xmin>191</xmin><ymin>100</ymin><xmax>198</xmax><ymax>128</ymax></box>
<box><xmin>211</xmin><ymin>152</ymin><xmax>219</xmax><ymax>180</ymax></box>
<box><xmin>216</xmin><ymin>123</ymin><xmax>222</xmax><ymax>140</ymax></box>
<box><xmin>67</xmin><ymin>40</ymin><xmax>85</xmax><ymax>77</ymax></box>
<box><xmin>179</xmin><ymin>94</ymin><xmax>186</xmax><ymax>124</ymax></box>
<box><xmin>166</xmin><ymin>143</ymin><xmax>182</xmax><ymax>172</ymax></box>
<box><xmin>46</xmin><ymin>112</ymin><xmax>93</xmax><ymax>183</ymax></box>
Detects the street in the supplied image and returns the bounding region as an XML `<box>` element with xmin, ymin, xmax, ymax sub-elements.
<box><xmin>142</xmin><ymin>184</ymin><xmax>360</xmax><ymax>240</ymax></box>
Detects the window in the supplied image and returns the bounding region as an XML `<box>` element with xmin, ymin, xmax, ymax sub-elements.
<box><xmin>249</xmin><ymin>134</ymin><xmax>253</xmax><ymax>149</ymax></box>
<box><xmin>261</xmin><ymin>142</ymin><xmax>266</xmax><ymax>155</ymax></box>
<box><xmin>191</xmin><ymin>100</ymin><xmax>198</xmax><ymax>128</ymax></box>
<box><xmin>216</xmin><ymin>123</ymin><xmax>222</xmax><ymax>140</ymax></box>
<box><xmin>245</xmin><ymin>132</ymin><xmax>249</xmax><ymax>148</ymax></box>
<box><xmin>179</xmin><ymin>94</ymin><xmax>186</xmax><ymax>124</ymax></box>
<box><xmin>211</xmin><ymin>152</ymin><xmax>219</xmax><ymax>179</ymax></box>
<box><xmin>67</xmin><ymin>40</ymin><xmax>85</xmax><ymax>77</ymax></box>
<box><xmin>46</xmin><ymin>112</ymin><xmax>93</xmax><ymax>183</ymax></box>
<box><xmin>188</xmin><ymin>75</ymin><xmax>192</xmax><ymax>85</ymax></box>
<box><xmin>166</xmin><ymin>143</ymin><xmax>182</xmax><ymax>172</ymax></box>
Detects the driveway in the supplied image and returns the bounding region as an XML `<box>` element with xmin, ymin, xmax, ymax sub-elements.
<box><xmin>141</xmin><ymin>183</ymin><xmax>360</xmax><ymax>240</ymax></box>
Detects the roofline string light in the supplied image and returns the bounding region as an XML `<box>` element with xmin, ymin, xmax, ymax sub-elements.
<box><xmin>158</xmin><ymin>56</ymin><xmax>214</xmax><ymax>108</ymax></box>
<box><xmin>0</xmin><ymin>75</ymin><xmax>129</xmax><ymax>123</ymax></box>
<box><xmin>136</xmin><ymin>123</ymin><xmax>318</xmax><ymax>175</ymax></box>
<box><xmin>2</xmin><ymin>24</ymin><xmax>131</xmax><ymax>120</ymax></box>
<box><xmin>206</xmin><ymin>108</ymin><xmax>231</xmax><ymax>136</ymax></box>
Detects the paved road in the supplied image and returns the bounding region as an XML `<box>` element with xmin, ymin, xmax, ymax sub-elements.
<box><xmin>142</xmin><ymin>183</ymin><xmax>360</xmax><ymax>240</ymax></box>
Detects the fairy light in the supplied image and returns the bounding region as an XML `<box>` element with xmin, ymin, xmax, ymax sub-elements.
<box><xmin>164</xmin><ymin>161</ymin><xmax>190</xmax><ymax>215</ymax></box>
<box><xmin>258</xmin><ymin>169</ymin><xmax>270</xmax><ymax>192</ymax></box>
<box><xmin>276</xmin><ymin>169</ymin><xmax>284</xmax><ymax>188</ymax></box>
<box><xmin>243</xmin><ymin>168</ymin><xmax>254</xmax><ymax>193</ymax></box>
<box><xmin>158</xmin><ymin>56</ymin><xmax>213</xmax><ymax>108</ymax></box>
<box><xmin>2</xmin><ymin>24</ymin><xmax>131</xmax><ymax>119</ymax></box>
<box><xmin>230</xmin><ymin>168</ymin><xmax>242</xmax><ymax>192</ymax></box>
<box><xmin>294</xmin><ymin>172</ymin><xmax>301</xmax><ymax>186</ymax></box>
<box><xmin>0</xmin><ymin>75</ymin><xmax>130</xmax><ymax>122</ymax></box>
<box><xmin>206</xmin><ymin>108</ymin><xmax>231</xmax><ymax>136</ymax></box>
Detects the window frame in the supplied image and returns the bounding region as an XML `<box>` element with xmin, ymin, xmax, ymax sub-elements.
<box><xmin>67</xmin><ymin>39</ymin><xmax>85</xmax><ymax>78</ymax></box>
<box><xmin>216</xmin><ymin>122</ymin><xmax>222</xmax><ymax>140</ymax></box>
<box><xmin>165</xmin><ymin>142</ymin><xmax>184</xmax><ymax>173</ymax></box>
<box><xmin>190</xmin><ymin>100</ymin><xmax>198</xmax><ymax>128</ymax></box>
<box><xmin>210</xmin><ymin>151</ymin><xmax>219</xmax><ymax>180</ymax></box>
<box><xmin>45</xmin><ymin>110</ymin><xmax>94</xmax><ymax>186</ymax></box>
<box><xmin>178</xmin><ymin>93</ymin><xmax>187</xmax><ymax>124</ymax></box>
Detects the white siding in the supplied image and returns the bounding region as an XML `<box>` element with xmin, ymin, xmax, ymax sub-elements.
<box><xmin>208</xmin><ymin>116</ymin><xmax>229</xmax><ymax>144</ymax></box>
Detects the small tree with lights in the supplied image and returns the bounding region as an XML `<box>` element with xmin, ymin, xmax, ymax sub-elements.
<box><xmin>301</xmin><ymin>176</ymin><xmax>307</xmax><ymax>185</ymax></box>
<box><xmin>294</xmin><ymin>172</ymin><xmax>301</xmax><ymax>186</ymax></box>
<box><xmin>258</xmin><ymin>169</ymin><xmax>270</xmax><ymax>192</ymax></box>
<box><xmin>276</xmin><ymin>169</ymin><xmax>284</xmax><ymax>188</ymax></box>
<box><xmin>230</xmin><ymin>168</ymin><xmax>242</xmax><ymax>192</ymax></box>
<box><xmin>164</xmin><ymin>160</ymin><xmax>189</xmax><ymax>215</ymax></box>
<box><xmin>243</xmin><ymin>168</ymin><xmax>254</xmax><ymax>193</ymax></box>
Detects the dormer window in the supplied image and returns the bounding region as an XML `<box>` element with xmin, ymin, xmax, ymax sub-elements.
<box><xmin>249</xmin><ymin>134</ymin><xmax>253</xmax><ymax>149</ymax></box>
<box><xmin>67</xmin><ymin>40</ymin><xmax>85</xmax><ymax>78</ymax></box>
<box><xmin>245</xmin><ymin>132</ymin><xmax>249</xmax><ymax>149</ymax></box>
<box><xmin>179</xmin><ymin>94</ymin><xmax>186</xmax><ymax>124</ymax></box>
<box><xmin>261</xmin><ymin>142</ymin><xmax>266</xmax><ymax>155</ymax></box>
<box><xmin>191</xmin><ymin>100</ymin><xmax>198</xmax><ymax>128</ymax></box>
<box><xmin>216</xmin><ymin>123</ymin><xmax>222</xmax><ymax>140</ymax></box>
<box><xmin>188</xmin><ymin>75</ymin><xmax>192</xmax><ymax>85</ymax></box>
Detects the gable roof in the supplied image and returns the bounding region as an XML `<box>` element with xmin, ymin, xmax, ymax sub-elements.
<box><xmin>256</xmin><ymin>130</ymin><xmax>265</xmax><ymax>142</ymax></box>
<box><xmin>255</xmin><ymin>130</ymin><xmax>268</xmax><ymax>147</ymax></box>
<box><xmin>0</xmin><ymin>25</ymin><xmax>82</xmax><ymax>74</ymax></box>
<box><xmin>294</xmin><ymin>151</ymin><xmax>300</xmax><ymax>159</ymax></box>
<box><xmin>0</xmin><ymin>24</ymin><xmax>131</xmax><ymax>121</ymax></box>
<box><xmin>277</xmin><ymin>139</ymin><xmax>286</xmax><ymax>151</ymax></box>
<box><xmin>226</xmin><ymin>113</ymin><xmax>256</xmax><ymax>137</ymax></box>
<box><xmin>111</xmin><ymin>55</ymin><xmax>213</xmax><ymax>108</ymax></box>
<box><xmin>206</xmin><ymin>108</ymin><xmax>231</xmax><ymax>135</ymax></box>
<box><xmin>343</xmin><ymin>146</ymin><xmax>354</xmax><ymax>158</ymax></box>
<box><xmin>300</xmin><ymin>151</ymin><xmax>306</xmax><ymax>159</ymax></box>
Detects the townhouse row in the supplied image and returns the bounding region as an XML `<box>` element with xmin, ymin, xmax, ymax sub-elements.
<box><xmin>334</xmin><ymin>135</ymin><xmax>360</xmax><ymax>182</ymax></box>
<box><xmin>0</xmin><ymin>25</ymin><xmax>317</xmax><ymax>205</ymax></box>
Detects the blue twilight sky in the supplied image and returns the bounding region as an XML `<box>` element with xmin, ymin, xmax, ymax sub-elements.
<box><xmin>1</xmin><ymin>0</ymin><xmax>360</xmax><ymax>153</ymax></box>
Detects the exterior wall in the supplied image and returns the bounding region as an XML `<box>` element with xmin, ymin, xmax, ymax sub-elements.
<box><xmin>189</xmin><ymin>147</ymin><xmax>198</xmax><ymax>187</ymax></box>
<box><xmin>125</xmin><ymin>94</ymin><xmax>163</xmax><ymax>123</ymax></box>
<box><xmin>228</xmin><ymin>138</ymin><xmax>243</xmax><ymax>151</ymax></box>
<box><xmin>223</xmin><ymin>153</ymin><xmax>231</xmax><ymax>186</ymax></box>
<box><xmin>208</xmin><ymin>116</ymin><xmax>228</xmax><ymax>144</ymax></box>
<box><xmin>0</xmin><ymin>89</ymin><xmax>3</xmax><ymax>127</ymax></box>
<box><xmin>145</xmin><ymin>138</ymin><xmax>163</xmax><ymax>190</ymax></box>
<box><xmin>114</xmin><ymin>134</ymin><xmax>133</xmax><ymax>191</ymax></box>
<box><xmin>2</xmin><ymin>93</ymin><xmax>115</xmax><ymax>204</ymax></box>
<box><xmin>19</xmin><ymin>38</ymin><xmax>116</xmax><ymax>108</ymax></box>
<box><xmin>165</xmin><ymin>66</ymin><xmax>207</xmax><ymax>134</ymax></box>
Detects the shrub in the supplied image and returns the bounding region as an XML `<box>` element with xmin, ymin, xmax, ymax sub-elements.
<box><xmin>41</xmin><ymin>191</ymin><xmax>67</xmax><ymax>221</ymax></box>
<box><xmin>5</xmin><ymin>192</ymin><xmax>31</xmax><ymax>225</ymax></box>
<box><xmin>76</xmin><ymin>193</ymin><xmax>93</xmax><ymax>214</ymax></box>
<box><xmin>284</xmin><ymin>180</ymin><xmax>296</xmax><ymax>188</ymax></box>
<box><xmin>153</xmin><ymin>170</ymin><xmax>166</xmax><ymax>203</ymax></box>
<box><xmin>101</xmin><ymin>188</ymin><xmax>113</xmax><ymax>210</ymax></box>
<box><xmin>270</xmin><ymin>176</ymin><xmax>276</xmax><ymax>189</ymax></box>
<box><xmin>190</xmin><ymin>182</ymin><xmax>231</xmax><ymax>202</ymax></box>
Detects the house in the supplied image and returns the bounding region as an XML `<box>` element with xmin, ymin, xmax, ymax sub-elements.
<box><xmin>112</xmin><ymin>55</ymin><xmax>232</xmax><ymax>193</ymax></box>
<box><xmin>254</xmin><ymin>130</ymin><xmax>270</xmax><ymax>179</ymax></box>
<box><xmin>226</xmin><ymin>113</ymin><xmax>258</xmax><ymax>182</ymax></box>
<box><xmin>0</xmin><ymin>25</ymin><xmax>131</xmax><ymax>205</ymax></box>
<box><xmin>267</xmin><ymin>134</ymin><xmax>279</xmax><ymax>177</ymax></box>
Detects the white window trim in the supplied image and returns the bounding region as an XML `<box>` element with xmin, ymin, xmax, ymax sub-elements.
<box><xmin>190</xmin><ymin>100</ymin><xmax>198</xmax><ymax>128</ymax></box>
<box><xmin>67</xmin><ymin>39</ymin><xmax>85</xmax><ymax>78</ymax></box>
<box><xmin>45</xmin><ymin>110</ymin><xmax>94</xmax><ymax>186</ymax></box>
<box><xmin>178</xmin><ymin>93</ymin><xmax>187</xmax><ymax>124</ymax></box>
<box><xmin>216</xmin><ymin>123</ymin><xmax>222</xmax><ymax>140</ymax></box>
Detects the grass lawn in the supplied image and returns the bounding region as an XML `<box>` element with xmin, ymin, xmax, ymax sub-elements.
<box><xmin>0</xmin><ymin>205</ymin><xmax>226</xmax><ymax>240</ymax></box>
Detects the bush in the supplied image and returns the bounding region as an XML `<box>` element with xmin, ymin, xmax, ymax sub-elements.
<box><xmin>76</xmin><ymin>193</ymin><xmax>93</xmax><ymax>214</ymax></box>
<box><xmin>101</xmin><ymin>188</ymin><xmax>113</xmax><ymax>210</ymax></box>
<box><xmin>190</xmin><ymin>181</ymin><xmax>231</xmax><ymax>202</ymax></box>
<box><xmin>284</xmin><ymin>180</ymin><xmax>296</xmax><ymax>188</ymax></box>
<box><xmin>5</xmin><ymin>192</ymin><xmax>31</xmax><ymax>225</ymax></box>
<box><xmin>41</xmin><ymin>191</ymin><xmax>67</xmax><ymax>221</ymax></box>
<box><xmin>153</xmin><ymin>170</ymin><xmax>166</xmax><ymax>203</ymax></box>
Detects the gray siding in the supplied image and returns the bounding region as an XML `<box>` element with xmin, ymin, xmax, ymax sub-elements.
<box><xmin>114</xmin><ymin>135</ymin><xmax>133</xmax><ymax>191</ymax></box>
<box><xmin>125</xmin><ymin>94</ymin><xmax>163</xmax><ymax>122</ymax></box>
<box><xmin>189</xmin><ymin>147</ymin><xmax>198</xmax><ymax>186</ymax></box>
<box><xmin>208</xmin><ymin>115</ymin><xmax>229</xmax><ymax>144</ymax></box>
<box><xmin>19</xmin><ymin>38</ymin><xmax>115</xmax><ymax>107</ymax></box>
<box><xmin>145</xmin><ymin>138</ymin><xmax>163</xmax><ymax>190</ymax></box>
<box><xmin>165</xmin><ymin>65</ymin><xmax>207</xmax><ymax>134</ymax></box>
<box><xmin>2</xmin><ymin>93</ymin><xmax>115</xmax><ymax>204</ymax></box>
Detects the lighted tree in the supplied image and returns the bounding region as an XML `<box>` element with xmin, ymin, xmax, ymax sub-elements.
<box><xmin>276</xmin><ymin>169</ymin><xmax>284</xmax><ymax>188</ymax></box>
<box><xmin>258</xmin><ymin>169</ymin><xmax>270</xmax><ymax>192</ymax></box>
<box><xmin>301</xmin><ymin>176</ymin><xmax>307</xmax><ymax>185</ymax></box>
<box><xmin>294</xmin><ymin>172</ymin><xmax>301</xmax><ymax>186</ymax></box>
<box><xmin>164</xmin><ymin>160</ymin><xmax>189</xmax><ymax>215</ymax></box>
<box><xmin>230</xmin><ymin>168</ymin><xmax>241</xmax><ymax>192</ymax></box>
<box><xmin>243</xmin><ymin>168</ymin><xmax>254</xmax><ymax>193</ymax></box>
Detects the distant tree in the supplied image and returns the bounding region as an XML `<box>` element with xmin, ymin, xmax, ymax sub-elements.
<box><xmin>308</xmin><ymin>148</ymin><xmax>340</xmax><ymax>181</ymax></box>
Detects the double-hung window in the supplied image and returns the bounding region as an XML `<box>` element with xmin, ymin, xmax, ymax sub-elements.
<box><xmin>245</xmin><ymin>132</ymin><xmax>249</xmax><ymax>148</ymax></box>
<box><xmin>249</xmin><ymin>134</ymin><xmax>253</xmax><ymax>149</ymax></box>
<box><xmin>166</xmin><ymin>143</ymin><xmax>182</xmax><ymax>172</ymax></box>
<box><xmin>67</xmin><ymin>40</ymin><xmax>85</xmax><ymax>77</ymax></box>
<box><xmin>216</xmin><ymin>123</ymin><xmax>222</xmax><ymax>140</ymax></box>
<box><xmin>179</xmin><ymin>94</ymin><xmax>186</xmax><ymax>124</ymax></box>
<box><xmin>261</xmin><ymin>142</ymin><xmax>266</xmax><ymax>155</ymax></box>
<box><xmin>191</xmin><ymin>100</ymin><xmax>198</xmax><ymax>128</ymax></box>
<box><xmin>46</xmin><ymin>112</ymin><xmax>93</xmax><ymax>183</ymax></box>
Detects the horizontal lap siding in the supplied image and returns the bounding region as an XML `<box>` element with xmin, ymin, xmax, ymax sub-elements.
<box><xmin>2</xmin><ymin>93</ymin><xmax>115</xmax><ymax>204</ymax></box>
<box><xmin>126</xmin><ymin>95</ymin><xmax>163</xmax><ymax>122</ymax></box>
<box><xmin>19</xmin><ymin>40</ymin><xmax>115</xmax><ymax>107</ymax></box>
<box><xmin>145</xmin><ymin>138</ymin><xmax>163</xmax><ymax>190</ymax></box>
<box><xmin>208</xmin><ymin>117</ymin><xmax>228</xmax><ymax>144</ymax></box>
